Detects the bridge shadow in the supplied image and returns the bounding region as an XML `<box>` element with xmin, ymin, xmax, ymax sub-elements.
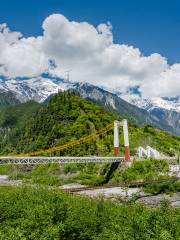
<box><xmin>103</xmin><ymin>161</ymin><xmax>121</xmax><ymax>184</ymax></box>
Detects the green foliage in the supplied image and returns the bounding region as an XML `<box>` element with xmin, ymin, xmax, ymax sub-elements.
<box><xmin>129</xmin><ymin>125</ymin><xmax>180</xmax><ymax>156</ymax></box>
<box><xmin>2</xmin><ymin>160</ymin><xmax>179</xmax><ymax>194</ymax></box>
<box><xmin>0</xmin><ymin>186</ymin><xmax>179</xmax><ymax>239</ymax></box>
<box><xmin>143</xmin><ymin>180</ymin><xmax>180</xmax><ymax>194</ymax></box>
<box><xmin>7</xmin><ymin>164</ymin><xmax>62</xmax><ymax>186</ymax></box>
<box><xmin>76</xmin><ymin>173</ymin><xmax>105</xmax><ymax>186</ymax></box>
<box><xmin>8</xmin><ymin>91</ymin><xmax>115</xmax><ymax>156</ymax></box>
<box><xmin>0</xmin><ymin>91</ymin><xmax>180</xmax><ymax>157</ymax></box>
<box><xmin>63</xmin><ymin>163</ymin><xmax>79</xmax><ymax>174</ymax></box>
<box><xmin>0</xmin><ymin>101</ymin><xmax>41</xmax><ymax>128</ymax></box>
<box><xmin>0</xmin><ymin>165</ymin><xmax>12</xmax><ymax>174</ymax></box>
<box><xmin>112</xmin><ymin>159</ymin><xmax>180</xmax><ymax>194</ymax></box>
<box><xmin>0</xmin><ymin>101</ymin><xmax>41</xmax><ymax>154</ymax></box>
<box><xmin>4</xmin><ymin>163</ymin><xmax>110</xmax><ymax>186</ymax></box>
<box><xmin>113</xmin><ymin>159</ymin><xmax>170</xmax><ymax>184</ymax></box>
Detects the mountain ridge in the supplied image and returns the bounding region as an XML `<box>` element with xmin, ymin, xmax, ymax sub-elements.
<box><xmin>0</xmin><ymin>76</ymin><xmax>179</xmax><ymax>135</ymax></box>
<box><xmin>0</xmin><ymin>91</ymin><xmax>179</xmax><ymax>157</ymax></box>
<box><xmin>0</xmin><ymin>90</ymin><xmax>20</xmax><ymax>108</ymax></box>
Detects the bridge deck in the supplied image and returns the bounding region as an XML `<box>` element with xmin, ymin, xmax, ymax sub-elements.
<box><xmin>0</xmin><ymin>157</ymin><xmax>124</xmax><ymax>165</ymax></box>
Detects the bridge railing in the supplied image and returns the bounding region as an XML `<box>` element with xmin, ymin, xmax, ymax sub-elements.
<box><xmin>0</xmin><ymin>157</ymin><xmax>124</xmax><ymax>165</ymax></box>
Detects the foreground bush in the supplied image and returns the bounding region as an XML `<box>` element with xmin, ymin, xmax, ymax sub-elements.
<box><xmin>143</xmin><ymin>180</ymin><xmax>180</xmax><ymax>194</ymax></box>
<box><xmin>0</xmin><ymin>186</ymin><xmax>179</xmax><ymax>239</ymax></box>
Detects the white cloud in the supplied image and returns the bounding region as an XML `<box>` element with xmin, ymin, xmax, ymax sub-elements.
<box><xmin>0</xmin><ymin>14</ymin><xmax>179</xmax><ymax>98</ymax></box>
<box><xmin>0</xmin><ymin>24</ymin><xmax>48</xmax><ymax>77</ymax></box>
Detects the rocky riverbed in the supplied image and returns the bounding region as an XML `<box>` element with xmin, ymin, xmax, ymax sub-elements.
<box><xmin>0</xmin><ymin>175</ymin><xmax>21</xmax><ymax>186</ymax></box>
<box><xmin>61</xmin><ymin>183</ymin><xmax>180</xmax><ymax>208</ymax></box>
<box><xmin>1</xmin><ymin>176</ymin><xmax>179</xmax><ymax>208</ymax></box>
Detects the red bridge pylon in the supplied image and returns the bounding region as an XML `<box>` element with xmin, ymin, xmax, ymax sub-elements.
<box><xmin>114</xmin><ymin>119</ymin><xmax>130</xmax><ymax>161</ymax></box>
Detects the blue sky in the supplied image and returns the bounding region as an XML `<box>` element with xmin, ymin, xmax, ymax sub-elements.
<box><xmin>0</xmin><ymin>0</ymin><xmax>180</xmax><ymax>98</ymax></box>
<box><xmin>0</xmin><ymin>0</ymin><xmax>180</xmax><ymax>64</ymax></box>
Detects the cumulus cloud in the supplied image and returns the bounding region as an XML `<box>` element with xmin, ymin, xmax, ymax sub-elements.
<box><xmin>0</xmin><ymin>24</ymin><xmax>48</xmax><ymax>77</ymax></box>
<box><xmin>0</xmin><ymin>13</ymin><xmax>179</xmax><ymax>98</ymax></box>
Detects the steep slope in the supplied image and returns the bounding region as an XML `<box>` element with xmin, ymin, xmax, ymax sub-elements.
<box><xmin>148</xmin><ymin>108</ymin><xmax>180</xmax><ymax>135</ymax></box>
<box><xmin>15</xmin><ymin>91</ymin><xmax>114</xmax><ymax>156</ymax></box>
<box><xmin>70</xmin><ymin>83</ymin><xmax>179</xmax><ymax>134</ymax></box>
<box><xmin>0</xmin><ymin>90</ymin><xmax>20</xmax><ymax>108</ymax></box>
<box><xmin>0</xmin><ymin>101</ymin><xmax>41</xmax><ymax>153</ymax></box>
<box><xmin>43</xmin><ymin>81</ymin><xmax>179</xmax><ymax>135</ymax></box>
<box><xmin>0</xmin><ymin>77</ymin><xmax>62</xmax><ymax>102</ymax></box>
<box><xmin>0</xmin><ymin>101</ymin><xmax>41</xmax><ymax>128</ymax></box>
<box><xmin>129</xmin><ymin>97</ymin><xmax>180</xmax><ymax>112</ymax></box>
<box><xmin>1</xmin><ymin>91</ymin><xmax>179</xmax><ymax>157</ymax></box>
<box><xmin>128</xmin><ymin>97</ymin><xmax>180</xmax><ymax>135</ymax></box>
<box><xmin>1</xmin><ymin>76</ymin><xmax>179</xmax><ymax>135</ymax></box>
<box><xmin>45</xmin><ymin>82</ymin><xmax>160</xmax><ymax>126</ymax></box>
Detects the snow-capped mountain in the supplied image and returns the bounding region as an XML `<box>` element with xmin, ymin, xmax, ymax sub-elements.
<box><xmin>122</xmin><ymin>95</ymin><xmax>180</xmax><ymax>135</ymax></box>
<box><xmin>128</xmin><ymin>97</ymin><xmax>180</xmax><ymax>113</ymax></box>
<box><xmin>0</xmin><ymin>75</ymin><xmax>180</xmax><ymax>135</ymax></box>
<box><xmin>0</xmin><ymin>90</ymin><xmax>20</xmax><ymax>107</ymax></box>
<box><xmin>72</xmin><ymin>83</ymin><xmax>180</xmax><ymax>135</ymax></box>
<box><xmin>0</xmin><ymin>76</ymin><xmax>68</xmax><ymax>102</ymax></box>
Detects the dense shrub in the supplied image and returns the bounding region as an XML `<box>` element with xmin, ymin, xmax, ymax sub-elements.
<box><xmin>113</xmin><ymin>159</ymin><xmax>170</xmax><ymax>184</ymax></box>
<box><xmin>0</xmin><ymin>186</ymin><xmax>179</xmax><ymax>239</ymax></box>
<box><xmin>5</xmin><ymin>163</ymin><xmax>110</xmax><ymax>186</ymax></box>
<box><xmin>144</xmin><ymin>180</ymin><xmax>180</xmax><ymax>194</ymax></box>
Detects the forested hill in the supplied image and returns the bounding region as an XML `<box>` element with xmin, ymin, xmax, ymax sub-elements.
<box><xmin>0</xmin><ymin>101</ymin><xmax>41</xmax><ymax>129</ymax></box>
<box><xmin>16</xmin><ymin>91</ymin><xmax>115</xmax><ymax>156</ymax></box>
<box><xmin>0</xmin><ymin>101</ymin><xmax>41</xmax><ymax>154</ymax></box>
<box><xmin>0</xmin><ymin>91</ymin><xmax>180</xmax><ymax>156</ymax></box>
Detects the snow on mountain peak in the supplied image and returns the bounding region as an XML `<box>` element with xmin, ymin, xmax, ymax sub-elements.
<box><xmin>122</xmin><ymin>95</ymin><xmax>180</xmax><ymax>113</ymax></box>
<box><xmin>0</xmin><ymin>77</ymin><xmax>65</xmax><ymax>102</ymax></box>
<box><xmin>1</xmin><ymin>75</ymin><xmax>180</xmax><ymax>114</ymax></box>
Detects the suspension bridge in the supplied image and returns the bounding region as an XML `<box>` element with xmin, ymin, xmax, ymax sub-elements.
<box><xmin>0</xmin><ymin>120</ymin><xmax>130</xmax><ymax>165</ymax></box>
<box><xmin>0</xmin><ymin>156</ymin><xmax>124</xmax><ymax>165</ymax></box>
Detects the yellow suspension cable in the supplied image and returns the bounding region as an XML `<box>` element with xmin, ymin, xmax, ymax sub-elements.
<box><xmin>17</xmin><ymin>122</ymin><xmax>114</xmax><ymax>157</ymax></box>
